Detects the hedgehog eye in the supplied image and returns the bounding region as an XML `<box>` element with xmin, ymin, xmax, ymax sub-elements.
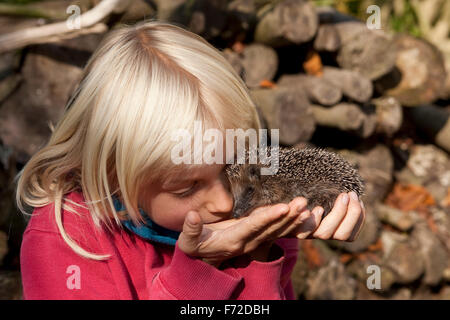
<box><xmin>245</xmin><ymin>186</ymin><xmax>254</xmax><ymax>194</ymax></box>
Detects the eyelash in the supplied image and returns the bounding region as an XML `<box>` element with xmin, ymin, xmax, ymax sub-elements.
<box><xmin>173</xmin><ymin>181</ymin><xmax>198</xmax><ymax>198</ymax></box>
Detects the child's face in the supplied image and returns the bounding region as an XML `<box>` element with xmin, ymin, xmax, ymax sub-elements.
<box><xmin>138</xmin><ymin>163</ymin><xmax>234</xmax><ymax>232</ymax></box>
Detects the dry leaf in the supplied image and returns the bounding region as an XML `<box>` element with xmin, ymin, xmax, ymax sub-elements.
<box><xmin>300</xmin><ymin>240</ymin><xmax>323</xmax><ymax>268</ymax></box>
<box><xmin>259</xmin><ymin>79</ymin><xmax>277</xmax><ymax>88</ymax></box>
<box><xmin>231</xmin><ymin>41</ymin><xmax>244</xmax><ymax>54</ymax></box>
<box><xmin>303</xmin><ymin>51</ymin><xmax>323</xmax><ymax>77</ymax></box>
<box><xmin>367</xmin><ymin>238</ymin><xmax>383</xmax><ymax>252</ymax></box>
<box><xmin>385</xmin><ymin>183</ymin><xmax>435</xmax><ymax>212</ymax></box>
<box><xmin>339</xmin><ymin>253</ymin><xmax>353</xmax><ymax>264</ymax></box>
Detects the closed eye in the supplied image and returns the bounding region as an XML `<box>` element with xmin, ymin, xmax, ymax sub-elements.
<box><xmin>171</xmin><ymin>181</ymin><xmax>199</xmax><ymax>198</ymax></box>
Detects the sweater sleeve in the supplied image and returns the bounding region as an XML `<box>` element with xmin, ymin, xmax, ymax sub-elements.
<box><xmin>147</xmin><ymin>242</ymin><xmax>244</xmax><ymax>300</ymax></box>
<box><xmin>221</xmin><ymin>238</ymin><xmax>299</xmax><ymax>300</ymax></box>
<box><xmin>20</xmin><ymin>229</ymin><xmax>120</xmax><ymax>300</ymax></box>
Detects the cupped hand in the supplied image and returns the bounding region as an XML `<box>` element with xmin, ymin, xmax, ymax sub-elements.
<box><xmin>177</xmin><ymin>197</ymin><xmax>312</xmax><ymax>267</ymax></box>
<box><xmin>290</xmin><ymin>191</ymin><xmax>366</xmax><ymax>241</ymax></box>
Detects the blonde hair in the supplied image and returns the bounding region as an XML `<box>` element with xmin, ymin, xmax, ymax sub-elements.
<box><xmin>15</xmin><ymin>20</ymin><xmax>261</xmax><ymax>260</ymax></box>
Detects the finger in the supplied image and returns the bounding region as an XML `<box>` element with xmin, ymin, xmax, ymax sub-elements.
<box><xmin>241</xmin><ymin>203</ymin><xmax>306</xmax><ymax>252</ymax></box>
<box><xmin>332</xmin><ymin>191</ymin><xmax>362</xmax><ymax>241</ymax></box>
<box><xmin>277</xmin><ymin>209</ymin><xmax>312</xmax><ymax>238</ymax></box>
<box><xmin>205</xmin><ymin>201</ymin><xmax>296</xmax><ymax>232</ymax></box>
<box><xmin>311</xmin><ymin>206</ymin><xmax>324</xmax><ymax>230</ymax></box>
<box><xmin>348</xmin><ymin>200</ymin><xmax>366</xmax><ymax>241</ymax></box>
<box><xmin>312</xmin><ymin>192</ymin><xmax>349</xmax><ymax>239</ymax></box>
<box><xmin>263</xmin><ymin>197</ymin><xmax>313</xmax><ymax>240</ymax></box>
<box><xmin>254</xmin><ymin>197</ymin><xmax>309</xmax><ymax>238</ymax></box>
<box><xmin>177</xmin><ymin>211</ymin><xmax>203</xmax><ymax>255</ymax></box>
<box><xmin>252</xmin><ymin>207</ymin><xmax>306</xmax><ymax>243</ymax></box>
<box><xmin>298</xmin><ymin>206</ymin><xmax>324</xmax><ymax>239</ymax></box>
<box><xmin>231</xmin><ymin>203</ymin><xmax>290</xmax><ymax>241</ymax></box>
<box><xmin>250</xmin><ymin>204</ymin><xmax>300</xmax><ymax>239</ymax></box>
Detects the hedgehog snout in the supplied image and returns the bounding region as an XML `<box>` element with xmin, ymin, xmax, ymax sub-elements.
<box><xmin>231</xmin><ymin>185</ymin><xmax>259</xmax><ymax>218</ymax></box>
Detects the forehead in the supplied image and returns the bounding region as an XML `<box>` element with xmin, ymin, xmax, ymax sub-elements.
<box><xmin>162</xmin><ymin>163</ymin><xmax>226</xmax><ymax>186</ymax></box>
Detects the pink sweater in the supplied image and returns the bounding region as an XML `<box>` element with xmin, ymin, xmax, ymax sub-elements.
<box><xmin>20</xmin><ymin>191</ymin><xmax>299</xmax><ymax>300</ymax></box>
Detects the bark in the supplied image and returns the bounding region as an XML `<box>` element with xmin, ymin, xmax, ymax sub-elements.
<box><xmin>250</xmin><ymin>86</ymin><xmax>315</xmax><ymax>145</ymax></box>
<box><xmin>277</xmin><ymin>73</ymin><xmax>342</xmax><ymax>106</ymax></box>
<box><xmin>322</xmin><ymin>66</ymin><xmax>373</xmax><ymax>103</ymax></box>
<box><xmin>254</xmin><ymin>0</ymin><xmax>318</xmax><ymax>47</ymax></box>
<box><xmin>375</xmin><ymin>34</ymin><xmax>447</xmax><ymax>106</ymax></box>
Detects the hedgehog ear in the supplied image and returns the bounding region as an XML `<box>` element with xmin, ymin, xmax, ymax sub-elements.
<box><xmin>248</xmin><ymin>165</ymin><xmax>260</xmax><ymax>178</ymax></box>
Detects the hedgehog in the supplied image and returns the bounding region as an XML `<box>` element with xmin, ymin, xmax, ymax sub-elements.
<box><xmin>225</xmin><ymin>147</ymin><xmax>365</xmax><ymax>218</ymax></box>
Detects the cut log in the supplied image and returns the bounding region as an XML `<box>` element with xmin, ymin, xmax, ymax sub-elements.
<box><xmin>115</xmin><ymin>0</ymin><xmax>156</xmax><ymax>23</ymax></box>
<box><xmin>316</xmin><ymin>6</ymin><xmax>369</xmax><ymax>43</ymax></box>
<box><xmin>254</xmin><ymin>0</ymin><xmax>318</xmax><ymax>47</ymax></box>
<box><xmin>412</xmin><ymin>222</ymin><xmax>449</xmax><ymax>286</ymax></box>
<box><xmin>404</xmin><ymin>104</ymin><xmax>450</xmax><ymax>153</ymax></box>
<box><xmin>375</xmin><ymin>34</ymin><xmax>447</xmax><ymax>106</ymax></box>
<box><xmin>0</xmin><ymin>73</ymin><xmax>21</xmax><ymax>104</ymax></box>
<box><xmin>221</xmin><ymin>44</ymin><xmax>278</xmax><ymax>88</ymax></box>
<box><xmin>443</xmin><ymin>70</ymin><xmax>450</xmax><ymax>100</ymax></box>
<box><xmin>322</xmin><ymin>66</ymin><xmax>373</xmax><ymax>103</ymax></box>
<box><xmin>336</xmin><ymin>29</ymin><xmax>397</xmax><ymax>80</ymax></box>
<box><xmin>311</xmin><ymin>103</ymin><xmax>376</xmax><ymax>138</ymax></box>
<box><xmin>222</xmin><ymin>0</ymin><xmax>258</xmax><ymax>44</ymax></box>
<box><xmin>329</xmin><ymin>204</ymin><xmax>381</xmax><ymax>253</ymax></box>
<box><xmin>241</xmin><ymin>43</ymin><xmax>278</xmax><ymax>88</ymax></box>
<box><xmin>250</xmin><ymin>87</ymin><xmax>315</xmax><ymax>145</ymax></box>
<box><xmin>338</xmin><ymin>144</ymin><xmax>394</xmax><ymax>205</ymax></box>
<box><xmin>157</xmin><ymin>0</ymin><xmax>257</xmax><ymax>44</ymax></box>
<box><xmin>155</xmin><ymin>0</ymin><xmax>229</xmax><ymax>40</ymax></box>
<box><xmin>0</xmin><ymin>231</ymin><xmax>7</xmax><ymax>266</ymax></box>
<box><xmin>313</xmin><ymin>23</ymin><xmax>341</xmax><ymax>52</ymax></box>
<box><xmin>316</xmin><ymin>5</ymin><xmax>358</xmax><ymax>25</ymax></box>
<box><xmin>316</xmin><ymin>6</ymin><xmax>396</xmax><ymax>80</ymax></box>
<box><xmin>311</xmin><ymin>103</ymin><xmax>364</xmax><ymax>131</ymax></box>
<box><xmin>372</xmin><ymin>96</ymin><xmax>403</xmax><ymax>136</ymax></box>
<box><xmin>394</xmin><ymin>145</ymin><xmax>450</xmax><ymax>207</ymax></box>
<box><xmin>277</xmin><ymin>74</ymin><xmax>342</xmax><ymax>106</ymax></box>
<box><xmin>381</xmin><ymin>231</ymin><xmax>425</xmax><ymax>284</ymax></box>
<box><xmin>375</xmin><ymin>203</ymin><xmax>414</xmax><ymax>231</ymax></box>
<box><xmin>0</xmin><ymin>0</ymin><xmax>93</xmax><ymax>20</ymax></box>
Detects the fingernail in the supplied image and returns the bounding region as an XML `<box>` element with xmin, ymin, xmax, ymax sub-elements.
<box><xmin>349</xmin><ymin>191</ymin><xmax>358</xmax><ymax>201</ymax></box>
<box><xmin>341</xmin><ymin>193</ymin><xmax>349</xmax><ymax>205</ymax></box>
<box><xmin>299</xmin><ymin>210</ymin><xmax>311</xmax><ymax>219</ymax></box>
<box><xmin>280</xmin><ymin>206</ymin><xmax>289</xmax><ymax>215</ymax></box>
<box><xmin>313</xmin><ymin>207</ymin><xmax>324</xmax><ymax>216</ymax></box>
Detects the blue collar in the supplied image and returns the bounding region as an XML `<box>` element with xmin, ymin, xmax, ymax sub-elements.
<box><xmin>112</xmin><ymin>196</ymin><xmax>180</xmax><ymax>246</ymax></box>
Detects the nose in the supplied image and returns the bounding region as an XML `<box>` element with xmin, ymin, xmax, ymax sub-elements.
<box><xmin>205</xmin><ymin>180</ymin><xmax>234</xmax><ymax>215</ymax></box>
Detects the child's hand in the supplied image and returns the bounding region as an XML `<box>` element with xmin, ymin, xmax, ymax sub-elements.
<box><xmin>177</xmin><ymin>197</ymin><xmax>311</xmax><ymax>267</ymax></box>
<box><xmin>291</xmin><ymin>191</ymin><xmax>365</xmax><ymax>241</ymax></box>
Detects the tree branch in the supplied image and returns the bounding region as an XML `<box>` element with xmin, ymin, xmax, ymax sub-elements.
<box><xmin>0</xmin><ymin>0</ymin><xmax>131</xmax><ymax>54</ymax></box>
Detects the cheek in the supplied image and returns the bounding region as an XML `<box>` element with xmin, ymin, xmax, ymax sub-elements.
<box><xmin>145</xmin><ymin>194</ymin><xmax>200</xmax><ymax>232</ymax></box>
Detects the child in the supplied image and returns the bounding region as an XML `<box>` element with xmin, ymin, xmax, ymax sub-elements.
<box><xmin>16</xmin><ymin>20</ymin><xmax>365</xmax><ymax>300</ymax></box>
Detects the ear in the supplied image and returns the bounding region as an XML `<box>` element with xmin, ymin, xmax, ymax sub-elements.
<box><xmin>248</xmin><ymin>165</ymin><xmax>260</xmax><ymax>179</ymax></box>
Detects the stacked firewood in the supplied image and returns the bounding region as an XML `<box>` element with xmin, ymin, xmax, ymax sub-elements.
<box><xmin>215</xmin><ymin>0</ymin><xmax>449</xmax><ymax>300</ymax></box>
<box><xmin>216</xmin><ymin>1</ymin><xmax>449</xmax><ymax>149</ymax></box>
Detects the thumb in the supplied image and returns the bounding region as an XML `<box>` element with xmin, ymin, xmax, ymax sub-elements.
<box><xmin>178</xmin><ymin>211</ymin><xmax>203</xmax><ymax>254</ymax></box>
